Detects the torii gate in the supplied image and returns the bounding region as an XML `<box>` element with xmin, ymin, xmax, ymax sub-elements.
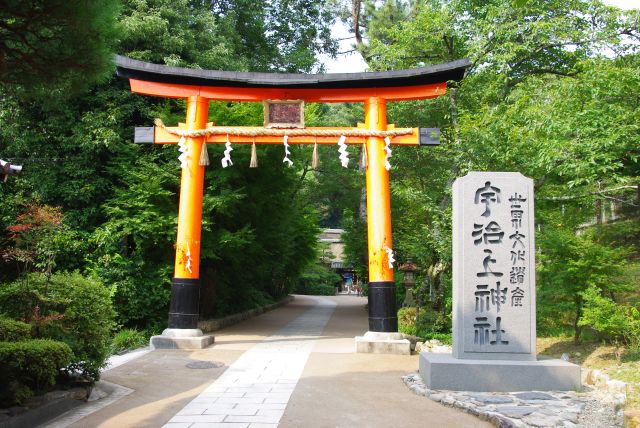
<box><xmin>115</xmin><ymin>55</ymin><xmax>469</xmax><ymax>348</ymax></box>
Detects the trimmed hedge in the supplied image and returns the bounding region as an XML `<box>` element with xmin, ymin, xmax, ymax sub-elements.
<box><xmin>294</xmin><ymin>283</ymin><xmax>336</xmax><ymax>296</ymax></box>
<box><xmin>0</xmin><ymin>316</ymin><xmax>31</xmax><ymax>341</ymax></box>
<box><xmin>0</xmin><ymin>272</ymin><xmax>115</xmax><ymax>380</ymax></box>
<box><xmin>0</xmin><ymin>339</ymin><xmax>73</xmax><ymax>406</ymax></box>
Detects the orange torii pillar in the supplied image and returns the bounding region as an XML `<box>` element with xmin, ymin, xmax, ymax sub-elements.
<box><xmin>115</xmin><ymin>55</ymin><xmax>469</xmax><ymax>348</ymax></box>
<box><xmin>364</xmin><ymin>97</ymin><xmax>396</xmax><ymax>332</ymax></box>
<box><xmin>169</xmin><ymin>96</ymin><xmax>209</xmax><ymax>330</ymax></box>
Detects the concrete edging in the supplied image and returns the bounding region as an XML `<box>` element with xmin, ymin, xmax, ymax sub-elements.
<box><xmin>197</xmin><ymin>295</ymin><xmax>294</xmax><ymax>333</ymax></box>
<box><xmin>0</xmin><ymin>388</ymin><xmax>88</xmax><ymax>428</ymax></box>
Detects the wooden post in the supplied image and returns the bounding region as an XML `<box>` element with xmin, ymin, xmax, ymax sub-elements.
<box><xmin>364</xmin><ymin>97</ymin><xmax>397</xmax><ymax>332</ymax></box>
<box><xmin>169</xmin><ymin>96</ymin><xmax>209</xmax><ymax>329</ymax></box>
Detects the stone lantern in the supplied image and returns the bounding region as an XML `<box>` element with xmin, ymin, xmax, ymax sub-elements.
<box><xmin>399</xmin><ymin>258</ymin><xmax>419</xmax><ymax>307</ymax></box>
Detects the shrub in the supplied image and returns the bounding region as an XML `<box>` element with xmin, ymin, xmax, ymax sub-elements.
<box><xmin>294</xmin><ymin>282</ymin><xmax>336</xmax><ymax>296</ymax></box>
<box><xmin>580</xmin><ymin>285</ymin><xmax>640</xmax><ymax>350</ymax></box>
<box><xmin>0</xmin><ymin>339</ymin><xmax>73</xmax><ymax>406</ymax></box>
<box><xmin>0</xmin><ymin>316</ymin><xmax>31</xmax><ymax>341</ymax></box>
<box><xmin>111</xmin><ymin>328</ymin><xmax>148</xmax><ymax>354</ymax></box>
<box><xmin>0</xmin><ymin>272</ymin><xmax>115</xmax><ymax>380</ymax></box>
<box><xmin>294</xmin><ymin>263</ymin><xmax>340</xmax><ymax>295</ymax></box>
<box><xmin>398</xmin><ymin>306</ymin><xmax>452</xmax><ymax>343</ymax></box>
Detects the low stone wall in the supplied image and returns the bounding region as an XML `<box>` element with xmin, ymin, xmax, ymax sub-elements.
<box><xmin>197</xmin><ymin>295</ymin><xmax>294</xmax><ymax>333</ymax></box>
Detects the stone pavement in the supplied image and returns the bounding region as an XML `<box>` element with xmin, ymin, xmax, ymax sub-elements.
<box><xmin>164</xmin><ymin>297</ymin><xmax>336</xmax><ymax>427</ymax></box>
<box><xmin>48</xmin><ymin>295</ymin><xmax>489</xmax><ymax>428</ymax></box>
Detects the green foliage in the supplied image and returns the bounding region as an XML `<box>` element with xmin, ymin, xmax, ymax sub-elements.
<box><xmin>294</xmin><ymin>263</ymin><xmax>340</xmax><ymax>296</ymax></box>
<box><xmin>334</xmin><ymin>0</ymin><xmax>640</xmax><ymax>346</ymax></box>
<box><xmin>297</xmin><ymin>263</ymin><xmax>342</xmax><ymax>287</ymax></box>
<box><xmin>293</xmin><ymin>263</ymin><xmax>342</xmax><ymax>296</ymax></box>
<box><xmin>538</xmin><ymin>228</ymin><xmax>631</xmax><ymax>341</ymax></box>
<box><xmin>0</xmin><ymin>272</ymin><xmax>115</xmax><ymax>380</ymax></box>
<box><xmin>397</xmin><ymin>307</ymin><xmax>452</xmax><ymax>343</ymax></box>
<box><xmin>0</xmin><ymin>1</ymin><xmax>120</xmax><ymax>96</ymax></box>
<box><xmin>209</xmin><ymin>0</ymin><xmax>337</xmax><ymax>72</ymax></box>
<box><xmin>341</xmin><ymin>212</ymin><xmax>369</xmax><ymax>281</ymax></box>
<box><xmin>0</xmin><ymin>316</ymin><xmax>31</xmax><ymax>342</ymax></box>
<box><xmin>0</xmin><ymin>0</ymin><xmax>337</xmax><ymax>331</ymax></box>
<box><xmin>294</xmin><ymin>283</ymin><xmax>336</xmax><ymax>296</ymax></box>
<box><xmin>580</xmin><ymin>286</ymin><xmax>640</xmax><ymax>350</ymax></box>
<box><xmin>110</xmin><ymin>328</ymin><xmax>148</xmax><ymax>354</ymax></box>
<box><xmin>0</xmin><ymin>339</ymin><xmax>73</xmax><ymax>406</ymax></box>
<box><xmin>595</xmin><ymin>220</ymin><xmax>640</xmax><ymax>255</ymax></box>
<box><xmin>1</xmin><ymin>203</ymin><xmax>83</xmax><ymax>278</ymax></box>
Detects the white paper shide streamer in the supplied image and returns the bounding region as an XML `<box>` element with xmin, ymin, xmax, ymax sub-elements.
<box><xmin>221</xmin><ymin>136</ymin><xmax>233</xmax><ymax>168</ymax></box>
<box><xmin>337</xmin><ymin>135</ymin><xmax>349</xmax><ymax>168</ymax></box>
<box><xmin>383</xmin><ymin>136</ymin><xmax>392</xmax><ymax>171</ymax></box>
<box><xmin>178</xmin><ymin>136</ymin><xmax>189</xmax><ymax>169</ymax></box>
<box><xmin>282</xmin><ymin>135</ymin><xmax>293</xmax><ymax>167</ymax></box>
<box><xmin>384</xmin><ymin>246</ymin><xmax>395</xmax><ymax>269</ymax></box>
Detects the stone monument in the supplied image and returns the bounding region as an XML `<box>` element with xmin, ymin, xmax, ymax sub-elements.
<box><xmin>420</xmin><ymin>172</ymin><xmax>581</xmax><ymax>391</ymax></box>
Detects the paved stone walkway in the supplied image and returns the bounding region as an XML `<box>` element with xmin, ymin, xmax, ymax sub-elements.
<box><xmin>51</xmin><ymin>295</ymin><xmax>488</xmax><ymax>428</ymax></box>
<box><xmin>164</xmin><ymin>298</ymin><xmax>336</xmax><ymax>427</ymax></box>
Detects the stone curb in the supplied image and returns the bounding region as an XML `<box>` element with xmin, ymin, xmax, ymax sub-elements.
<box><xmin>402</xmin><ymin>372</ymin><xmax>625</xmax><ymax>427</ymax></box>
<box><xmin>198</xmin><ymin>295</ymin><xmax>294</xmax><ymax>333</ymax></box>
<box><xmin>0</xmin><ymin>389</ymin><xmax>87</xmax><ymax>428</ymax></box>
<box><xmin>38</xmin><ymin>381</ymin><xmax>133</xmax><ymax>428</ymax></box>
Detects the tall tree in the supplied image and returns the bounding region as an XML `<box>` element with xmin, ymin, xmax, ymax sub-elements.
<box><xmin>0</xmin><ymin>0</ymin><xmax>337</xmax><ymax>326</ymax></box>
<box><xmin>337</xmin><ymin>0</ymin><xmax>639</xmax><ymax>335</ymax></box>
<box><xmin>0</xmin><ymin>0</ymin><xmax>120</xmax><ymax>95</ymax></box>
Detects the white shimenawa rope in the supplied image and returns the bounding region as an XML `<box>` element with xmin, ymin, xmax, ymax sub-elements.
<box><xmin>283</xmin><ymin>135</ymin><xmax>293</xmax><ymax>167</ymax></box>
<box><xmin>178</xmin><ymin>136</ymin><xmax>189</xmax><ymax>169</ymax></box>
<box><xmin>337</xmin><ymin>135</ymin><xmax>349</xmax><ymax>168</ymax></box>
<box><xmin>384</xmin><ymin>136</ymin><xmax>392</xmax><ymax>171</ymax></box>
<box><xmin>221</xmin><ymin>135</ymin><xmax>233</xmax><ymax>168</ymax></box>
<box><xmin>384</xmin><ymin>246</ymin><xmax>395</xmax><ymax>269</ymax></box>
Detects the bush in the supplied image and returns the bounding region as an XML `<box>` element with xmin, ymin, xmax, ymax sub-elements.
<box><xmin>0</xmin><ymin>339</ymin><xmax>73</xmax><ymax>406</ymax></box>
<box><xmin>580</xmin><ymin>286</ymin><xmax>640</xmax><ymax>350</ymax></box>
<box><xmin>294</xmin><ymin>263</ymin><xmax>340</xmax><ymax>295</ymax></box>
<box><xmin>398</xmin><ymin>307</ymin><xmax>452</xmax><ymax>343</ymax></box>
<box><xmin>0</xmin><ymin>272</ymin><xmax>115</xmax><ymax>380</ymax></box>
<box><xmin>111</xmin><ymin>328</ymin><xmax>148</xmax><ymax>354</ymax></box>
<box><xmin>0</xmin><ymin>316</ymin><xmax>31</xmax><ymax>341</ymax></box>
<box><xmin>294</xmin><ymin>283</ymin><xmax>336</xmax><ymax>296</ymax></box>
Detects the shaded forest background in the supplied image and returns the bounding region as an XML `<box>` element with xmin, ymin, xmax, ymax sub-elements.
<box><xmin>1</xmin><ymin>0</ymin><xmax>638</xmax><ymax>348</ymax></box>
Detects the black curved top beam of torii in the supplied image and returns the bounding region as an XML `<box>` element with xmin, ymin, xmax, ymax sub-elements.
<box><xmin>115</xmin><ymin>55</ymin><xmax>470</xmax><ymax>91</ymax></box>
<box><xmin>114</xmin><ymin>55</ymin><xmax>470</xmax><ymax>102</ymax></box>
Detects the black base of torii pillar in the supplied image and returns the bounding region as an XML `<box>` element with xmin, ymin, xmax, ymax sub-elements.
<box><xmin>354</xmin><ymin>97</ymin><xmax>410</xmax><ymax>354</ymax></box>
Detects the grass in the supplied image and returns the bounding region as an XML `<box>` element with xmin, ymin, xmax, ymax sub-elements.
<box><xmin>110</xmin><ymin>328</ymin><xmax>148</xmax><ymax>355</ymax></box>
<box><xmin>538</xmin><ymin>336</ymin><xmax>640</xmax><ymax>426</ymax></box>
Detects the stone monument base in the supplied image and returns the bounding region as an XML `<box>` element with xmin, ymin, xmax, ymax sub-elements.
<box><xmin>355</xmin><ymin>331</ymin><xmax>411</xmax><ymax>355</ymax></box>
<box><xmin>420</xmin><ymin>352</ymin><xmax>581</xmax><ymax>392</ymax></box>
<box><xmin>150</xmin><ymin>328</ymin><xmax>215</xmax><ymax>350</ymax></box>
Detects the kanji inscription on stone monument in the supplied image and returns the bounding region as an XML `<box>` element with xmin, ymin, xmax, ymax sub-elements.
<box><xmin>452</xmin><ymin>172</ymin><xmax>536</xmax><ymax>361</ymax></box>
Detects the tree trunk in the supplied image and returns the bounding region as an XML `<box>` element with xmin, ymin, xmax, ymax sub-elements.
<box><xmin>573</xmin><ymin>296</ymin><xmax>583</xmax><ymax>344</ymax></box>
<box><xmin>352</xmin><ymin>0</ymin><xmax>364</xmax><ymax>51</ymax></box>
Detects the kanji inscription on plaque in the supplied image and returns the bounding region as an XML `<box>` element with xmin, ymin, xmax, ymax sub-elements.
<box><xmin>263</xmin><ymin>100</ymin><xmax>305</xmax><ymax>128</ymax></box>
